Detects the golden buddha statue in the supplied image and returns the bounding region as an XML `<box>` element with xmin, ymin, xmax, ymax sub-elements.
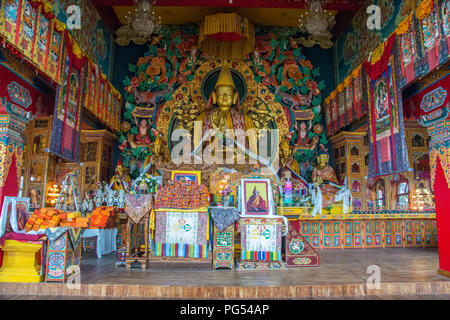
<box><xmin>195</xmin><ymin>64</ymin><xmax>258</xmax><ymax>159</ymax></box>
<box><xmin>311</xmin><ymin>151</ymin><xmax>340</xmax><ymax>208</ymax></box>
<box><xmin>109</xmin><ymin>159</ymin><xmax>132</xmax><ymax>192</ymax></box>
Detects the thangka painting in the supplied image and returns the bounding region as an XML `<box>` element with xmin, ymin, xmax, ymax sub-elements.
<box><xmin>1</xmin><ymin>0</ymin><xmax>21</xmax><ymax>44</ymax></box>
<box><xmin>49</xmin><ymin>35</ymin><xmax>86</xmax><ymax>162</ymax></box>
<box><xmin>97</xmin><ymin>76</ymin><xmax>106</xmax><ymax>121</ymax></box>
<box><xmin>441</xmin><ymin>0</ymin><xmax>450</xmax><ymax>48</ymax></box>
<box><xmin>398</xmin><ymin>25</ymin><xmax>417</xmax><ymax>87</ymax></box>
<box><xmin>18</xmin><ymin>0</ymin><xmax>39</xmax><ymax>59</ymax></box>
<box><xmin>345</xmin><ymin>81</ymin><xmax>354</xmax><ymax>125</ymax></box>
<box><xmin>353</xmin><ymin>68</ymin><xmax>364</xmax><ymax>118</ymax></box>
<box><xmin>106</xmin><ymin>85</ymin><xmax>112</xmax><ymax>128</ymax></box>
<box><xmin>367</xmin><ymin>54</ymin><xmax>409</xmax><ymax>177</ymax></box>
<box><xmin>84</xmin><ymin>61</ymin><xmax>97</xmax><ymax>113</ymax></box>
<box><xmin>33</xmin><ymin>8</ymin><xmax>51</xmax><ymax>67</ymax></box>
<box><xmin>46</xmin><ymin>20</ymin><xmax>63</xmax><ymax>81</ymax></box>
<box><xmin>331</xmin><ymin>96</ymin><xmax>338</xmax><ymax>135</ymax></box>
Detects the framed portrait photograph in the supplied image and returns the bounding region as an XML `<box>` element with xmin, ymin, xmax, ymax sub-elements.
<box><xmin>171</xmin><ymin>170</ymin><xmax>201</xmax><ymax>185</ymax></box>
<box><xmin>0</xmin><ymin>197</ymin><xmax>16</xmax><ymax>237</ymax></box>
<box><xmin>8</xmin><ymin>197</ymin><xmax>31</xmax><ymax>233</ymax></box>
<box><xmin>13</xmin><ymin>197</ymin><xmax>31</xmax><ymax>232</ymax></box>
<box><xmin>240</xmin><ymin>179</ymin><xmax>274</xmax><ymax>217</ymax></box>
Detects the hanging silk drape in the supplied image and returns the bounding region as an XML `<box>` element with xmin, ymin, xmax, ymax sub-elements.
<box><xmin>198</xmin><ymin>12</ymin><xmax>255</xmax><ymax>59</ymax></box>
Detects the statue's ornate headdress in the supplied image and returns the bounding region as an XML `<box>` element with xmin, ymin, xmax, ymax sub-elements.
<box><xmin>214</xmin><ymin>63</ymin><xmax>236</xmax><ymax>90</ymax></box>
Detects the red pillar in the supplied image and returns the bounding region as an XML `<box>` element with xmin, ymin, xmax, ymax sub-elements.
<box><xmin>435</xmin><ymin>159</ymin><xmax>450</xmax><ymax>276</ymax></box>
<box><xmin>0</xmin><ymin>153</ymin><xmax>19</xmax><ymax>211</ymax></box>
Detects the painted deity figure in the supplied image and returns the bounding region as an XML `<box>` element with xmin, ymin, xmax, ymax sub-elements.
<box><xmin>311</xmin><ymin>150</ymin><xmax>340</xmax><ymax>208</ymax></box>
<box><xmin>128</xmin><ymin>118</ymin><xmax>154</xmax><ymax>149</ymax></box>
<box><xmin>375</xmin><ymin>80</ymin><xmax>389</xmax><ymax>120</ymax></box>
<box><xmin>195</xmin><ymin>64</ymin><xmax>258</xmax><ymax>159</ymax></box>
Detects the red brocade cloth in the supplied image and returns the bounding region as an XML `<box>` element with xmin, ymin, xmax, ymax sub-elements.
<box><xmin>0</xmin><ymin>232</ymin><xmax>45</xmax><ymax>268</ymax></box>
<box><xmin>207</xmin><ymin>32</ymin><xmax>244</xmax><ymax>42</ymax></box>
<box><xmin>363</xmin><ymin>34</ymin><xmax>396</xmax><ymax>81</ymax></box>
<box><xmin>0</xmin><ymin>232</ymin><xmax>46</xmax><ymax>248</ymax></box>
<box><xmin>0</xmin><ymin>64</ymin><xmax>53</xmax><ymax>116</ymax></box>
<box><xmin>407</xmin><ymin>74</ymin><xmax>450</xmax><ymax>120</ymax></box>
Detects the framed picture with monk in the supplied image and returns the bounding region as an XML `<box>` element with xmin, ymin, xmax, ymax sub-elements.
<box><xmin>240</xmin><ymin>179</ymin><xmax>274</xmax><ymax>217</ymax></box>
<box><xmin>171</xmin><ymin>170</ymin><xmax>201</xmax><ymax>185</ymax></box>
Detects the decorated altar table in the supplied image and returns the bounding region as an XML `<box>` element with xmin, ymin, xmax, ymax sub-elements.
<box><xmin>152</xmin><ymin>208</ymin><xmax>212</xmax><ymax>259</ymax></box>
<box><xmin>82</xmin><ymin>228</ymin><xmax>117</xmax><ymax>258</ymax></box>
<box><xmin>278</xmin><ymin>208</ymin><xmax>437</xmax><ymax>249</ymax></box>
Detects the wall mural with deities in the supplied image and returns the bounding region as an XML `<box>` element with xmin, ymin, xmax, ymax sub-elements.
<box><xmin>335</xmin><ymin>0</ymin><xmax>418</xmax><ymax>84</ymax></box>
<box><xmin>117</xmin><ymin>25</ymin><xmax>329</xmax><ymax>182</ymax></box>
<box><xmin>49</xmin><ymin>0</ymin><xmax>114</xmax><ymax>78</ymax></box>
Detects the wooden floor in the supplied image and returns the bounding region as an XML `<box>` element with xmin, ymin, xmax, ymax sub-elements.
<box><xmin>1</xmin><ymin>248</ymin><xmax>449</xmax><ymax>299</ymax></box>
<box><xmin>80</xmin><ymin>248</ymin><xmax>446</xmax><ymax>286</ymax></box>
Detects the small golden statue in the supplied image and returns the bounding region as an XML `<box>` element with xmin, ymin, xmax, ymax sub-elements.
<box><xmin>195</xmin><ymin>63</ymin><xmax>258</xmax><ymax>159</ymax></box>
<box><xmin>311</xmin><ymin>150</ymin><xmax>340</xmax><ymax>208</ymax></box>
<box><xmin>109</xmin><ymin>159</ymin><xmax>132</xmax><ymax>192</ymax></box>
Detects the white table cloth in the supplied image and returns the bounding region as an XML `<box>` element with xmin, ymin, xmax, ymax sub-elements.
<box><xmin>82</xmin><ymin>228</ymin><xmax>117</xmax><ymax>258</ymax></box>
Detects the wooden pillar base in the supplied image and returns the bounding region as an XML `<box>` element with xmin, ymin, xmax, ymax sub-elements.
<box><xmin>0</xmin><ymin>240</ymin><xmax>43</xmax><ymax>283</ymax></box>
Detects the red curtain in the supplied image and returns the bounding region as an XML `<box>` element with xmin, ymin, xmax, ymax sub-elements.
<box><xmin>434</xmin><ymin>158</ymin><xmax>450</xmax><ymax>274</ymax></box>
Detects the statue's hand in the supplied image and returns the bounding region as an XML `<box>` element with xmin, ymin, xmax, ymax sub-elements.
<box><xmin>314</xmin><ymin>176</ymin><xmax>323</xmax><ymax>186</ymax></box>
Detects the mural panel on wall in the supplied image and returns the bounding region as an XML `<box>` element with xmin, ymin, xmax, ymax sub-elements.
<box><xmin>47</xmin><ymin>0</ymin><xmax>114</xmax><ymax>78</ymax></box>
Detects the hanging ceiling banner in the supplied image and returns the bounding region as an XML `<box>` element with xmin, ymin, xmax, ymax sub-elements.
<box><xmin>398</xmin><ymin>28</ymin><xmax>417</xmax><ymax>88</ymax></box>
<box><xmin>407</xmin><ymin>73</ymin><xmax>450</xmax><ymax>127</ymax></box>
<box><xmin>440</xmin><ymin>0</ymin><xmax>450</xmax><ymax>50</ymax></box>
<box><xmin>84</xmin><ymin>61</ymin><xmax>98</xmax><ymax>114</ymax></box>
<box><xmin>97</xmin><ymin>73</ymin><xmax>106</xmax><ymax>122</ymax></box>
<box><xmin>17</xmin><ymin>0</ymin><xmax>39</xmax><ymax>60</ymax></box>
<box><xmin>330</xmin><ymin>94</ymin><xmax>338</xmax><ymax>135</ymax></box>
<box><xmin>1</xmin><ymin>0</ymin><xmax>22</xmax><ymax>45</ymax></box>
<box><xmin>365</xmin><ymin>39</ymin><xmax>409</xmax><ymax>177</ymax></box>
<box><xmin>324</xmin><ymin>97</ymin><xmax>332</xmax><ymax>136</ymax></box>
<box><xmin>344</xmin><ymin>76</ymin><xmax>354</xmax><ymax>125</ymax></box>
<box><xmin>45</xmin><ymin>19</ymin><xmax>64</xmax><ymax>82</ymax></box>
<box><xmin>352</xmin><ymin>66</ymin><xmax>364</xmax><ymax>119</ymax></box>
<box><xmin>49</xmin><ymin>31</ymin><xmax>87</xmax><ymax>162</ymax></box>
<box><xmin>32</xmin><ymin>3</ymin><xmax>52</xmax><ymax>69</ymax></box>
<box><xmin>337</xmin><ymin>84</ymin><xmax>345</xmax><ymax>130</ymax></box>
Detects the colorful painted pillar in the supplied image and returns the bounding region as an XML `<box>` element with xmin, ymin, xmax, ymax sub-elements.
<box><xmin>0</xmin><ymin>107</ymin><xmax>29</xmax><ymax>210</ymax></box>
<box><xmin>427</xmin><ymin>120</ymin><xmax>450</xmax><ymax>277</ymax></box>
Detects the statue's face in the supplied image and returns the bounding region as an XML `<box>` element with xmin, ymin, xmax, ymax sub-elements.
<box><xmin>139</xmin><ymin>119</ymin><xmax>148</xmax><ymax>136</ymax></box>
<box><xmin>318</xmin><ymin>154</ymin><xmax>329</xmax><ymax>167</ymax></box>
<box><xmin>280</xmin><ymin>143</ymin><xmax>289</xmax><ymax>158</ymax></box>
<box><xmin>214</xmin><ymin>85</ymin><xmax>236</xmax><ymax>112</ymax></box>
